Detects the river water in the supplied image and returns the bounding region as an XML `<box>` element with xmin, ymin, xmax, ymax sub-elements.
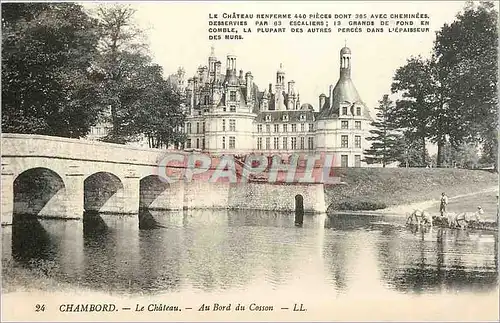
<box><xmin>2</xmin><ymin>210</ymin><xmax>498</xmax><ymax>296</ymax></box>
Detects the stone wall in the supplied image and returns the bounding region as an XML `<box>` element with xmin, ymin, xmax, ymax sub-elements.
<box><xmin>228</xmin><ymin>182</ymin><xmax>326</xmax><ymax>213</ymax></box>
<box><xmin>138</xmin><ymin>180</ymin><xmax>326</xmax><ymax>213</ymax></box>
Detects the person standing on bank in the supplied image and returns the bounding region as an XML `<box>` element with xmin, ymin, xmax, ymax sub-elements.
<box><xmin>440</xmin><ymin>192</ymin><xmax>448</xmax><ymax>217</ymax></box>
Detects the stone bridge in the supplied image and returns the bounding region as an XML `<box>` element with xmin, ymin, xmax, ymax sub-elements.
<box><xmin>1</xmin><ymin>134</ymin><xmax>327</xmax><ymax>225</ymax></box>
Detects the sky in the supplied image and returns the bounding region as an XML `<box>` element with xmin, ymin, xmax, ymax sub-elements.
<box><xmin>120</xmin><ymin>0</ymin><xmax>475</xmax><ymax>112</ymax></box>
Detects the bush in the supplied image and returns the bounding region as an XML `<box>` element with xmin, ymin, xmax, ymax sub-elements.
<box><xmin>333</xmin><ymin>200</ymin><xmax>387</xmax><ymax>211</ymax></box>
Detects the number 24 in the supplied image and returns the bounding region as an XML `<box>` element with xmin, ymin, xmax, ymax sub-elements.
<box><xmin>35</xmin><ymin>304</ymin><xmax>45</xmax><ymax>312</ymax></box>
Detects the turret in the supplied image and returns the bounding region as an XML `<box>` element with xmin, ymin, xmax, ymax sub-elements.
<box><xmin>340</xmin><ymin>46</ymin><xmax>351</xmax><ymax>80</ymax></box>
<box><xmin>276</xmin><ymin>63</ymin><xmax>285</xmax><ymax>92</ymax></box>
<box><xmin>318</xmin><ymin>46</ymin><xmax>365</xmax><ymax>120</ymax></box>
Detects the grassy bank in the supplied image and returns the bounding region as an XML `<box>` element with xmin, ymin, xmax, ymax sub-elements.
<box><xmin>325</xmin><ymin>168</ymin><xmax>498</xmax><ymax>212</ymax></box>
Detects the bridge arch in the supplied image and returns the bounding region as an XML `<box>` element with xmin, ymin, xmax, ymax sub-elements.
<box><xmin>84</xmin><ymin>172</ymin><xmax>124</xmax><ymax>213</ymax></box>
<box><xmin>13</xmin><ymin>167</ymin><xmax>66</xmax><ymax>217</ymax></box>
<box><xmin>139</xmin><ymin>175</ymin><xmax>170</xmax><ymax>210</ymax></box>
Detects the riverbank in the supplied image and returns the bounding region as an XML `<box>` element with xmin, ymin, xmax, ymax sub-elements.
<box><xmin>325</xmin><ymin>168</ymin><xmax>498</xmax><ymax>214</ymax></box>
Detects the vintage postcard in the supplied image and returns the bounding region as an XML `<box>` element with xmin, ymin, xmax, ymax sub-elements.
<box><xmin>1</xmin><ymin>0</ymin><xmax>499</xmax><ymax>322</ymax></box>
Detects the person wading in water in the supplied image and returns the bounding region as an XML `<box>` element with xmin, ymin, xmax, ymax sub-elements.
<box><xmin>440</xmin><ymin>192</ymin><xmax>448</xmax><ymax>217</ymax></box>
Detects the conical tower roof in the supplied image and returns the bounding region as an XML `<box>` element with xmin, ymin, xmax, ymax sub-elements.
<box><xmin>318</xmin><ymin>46</ymin><xmax>365</xmax><ymax>119</ymax></box>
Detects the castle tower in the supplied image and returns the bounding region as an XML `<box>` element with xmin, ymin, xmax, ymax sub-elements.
<box><xmin>318</xmin><ymin>46</ymin><xmax>362</xmax><ymax>119</ymax></box>
<box><xmin>315</xmin><ymin>46</ymin><xmax>370</xmax><ymax>168</ymax></box>
<box><xmin>275</xmin><ymin>64</ymin><xmax>286</xmax><ymax>111</ymax></box>
<box><xmin>275</xmin><ymin>63</ymin><xmax>285</xmax><ymax>91</ymax></box>
<box><xmin>208</xmin><ymin>46</ymin><xmax>217</xmax><ymax>81</ymax></box>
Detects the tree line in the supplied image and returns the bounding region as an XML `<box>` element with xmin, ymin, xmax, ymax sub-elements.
<box><xmin>364</xmin><ymin>1</ymin><xmax>498</xmax><ymax>171</ymax></box>
<box><xmin>2</xmin><ymin>3</ymin><xmax>186</xmax><ymax>148</ymax></box>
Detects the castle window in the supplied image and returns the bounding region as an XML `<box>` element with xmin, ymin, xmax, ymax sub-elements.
<box><xmin>283</xmin><ymin>137</ymin><xmax>288</xmax><ymax>150</ymax></box>
<box><xmin>342</xmin><ymin>106</ymin><xmax>348</xmax><ymax>115</ymax></box>
<box><xmin>198</xmin><ymin>110</ymin><xmax>202</xmax><ymax>116</ymax></box>
<box><xmin>266</xmin><ymin>137</ymin><xmax>271</xmax><ymax>150</ymax></box>
<box><xmin>274</xmin><ymin>137</ymin><xmax>279</xmax><ymax>150</ymax></box>
<box><xmin>274</xmin><ymin>124</ymin><xmax>279</xmax><ymax>133</ymax></box>
<box><xmin>341</xmin><ymin>135</ymin><xmax>349</xmax><ymax>148</ymax></box>
<box><xmin>202</xmin><ymin>139</ymin><xmax>205</xmax><ymax>149</ymax></box>
<box><xmin>229</xmin><ymin>119</ymin><xmax>236</xmax><ymax>131</ymax></box>
<box><xmin>283</xmin><ymin>124</ymin><xmax>288</xmax><ymax>132</ymax></box>
<box><xmin>265</xmin><ymin>115</ymin><xmax>271</xmax><ymax>122</ymax></box>
<box><xmin>341</xmin><ymin>121</ymin><xmax>348</xmax><ymax>129</ymax></box>
<box><xmin>186</xmin><ymin>123</ymin><xmax>191</xmax><ymax>134</ymax></box>
<box><xmin>229</xmin><ymin>136</ymin><xmax>235</xmax><ymax>149</ymax></box>
<box><xmin>202</xmin><ymin>122</ymin><xmax>205</xmax><ymax>132</ymax></box>
<box><xmin>222</xmin><ymin>136</ymin><xmax>226</xmax><ymax>149</ymax></box>
<box><xmin>300</xmin><ymin>123</ymin><xmax>305</xmax><ymax>132</ymax></box>
<box><xmin>283</xmin><ymin>115</ymin><xmax>289</xmax><ymax>121</ymax></box>
<box><xmin>222</xmin><ymin>119</ymin><xmax>226</xmax><ymax>131</ymax></box>
<box><xmin>308</xmin><ymin>123</ymin><xmax>314</xmax><ymax>132</ymax></box>
<box><xmin>341</xmin><ymin>155</ymin><xmax>348</xmax><ymax>167</ymax></box>
<box><xmin>355</xmin><ymin>155</ymin><xmax>361</xmax><ymax>167</ymax></box>
<box><xmin>230</xmin><ymin>91</ymin><xmax>236</xmax><ymax>101</ymax></box>
<box><xmin>355</xmin><ymin>121</ymin><xmax>361</xmax><ymax>130</ymax></box>
<box><xmin>257</xmin><ymin>137</ymin><xmax>262</xmax><ymax>150</ymax></box>
<box><xmin>196</xmin><ymin>138</ymin><xmax>200</xmax><ymax>148</ymax></box>
<box><xmin>196</xmin><ymin>122</ymin><xmax>199</xmax><ymax>133</ymax></box>
<box><xmin>356</xmin><ymin>107</ymin><xmax>362</xmax><ymax>116</ymax></box>
<box><xmin>308</xmin><ymin>137</ymin><xmax>314</xmax><ymax>150</ymax></box>
<box><xmin>355</xmin><ymin>135</ymin><xmax>361</xmax><ymax>148</ymax></box>
<box><xmin>300</xmin><ymin>114</ymin><xmax>306</xmax><ymax>121</ymax></box>
<box><xmin>230</xmin><ymin>105</ymin><xmax>236</xmax><ymax>112</ymax></box>
<box><xmin>291</xmin><ymin>124</ymin><xmax>297</xmax><ymax>132</ymax></box>
<box><xmin>257</xmin><ymin>124</ymin><xmax>262</xmax><ymax>132</ymax></box>
<box><xmin>266</xmin><ymin>124</ymin><xmax>271</xmax><ymax>133</ymax></box>
<box><xmin>223</xmin><ymin>107</ymin><xmax>226</xmax><ymax>112</ymax></box>
<box><xmin>300</xmin><ymin>137</ymin><xmax>305</xmax><ymax>150</ymax></box>
<box><xmin>187</xmin><ymin>139</ymin><xmax>192</xmax><ymax>148</ymax></box>
<box><xmin>291</xmin><ymin>137</ymin><xmax>297</xmax><ymax>150</ymax></box>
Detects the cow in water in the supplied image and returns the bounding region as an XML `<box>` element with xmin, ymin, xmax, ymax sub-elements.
<box><xmin>406</xmin><ymin>209</ymin><xmax>433</xmax><ymax>228</ymax></box>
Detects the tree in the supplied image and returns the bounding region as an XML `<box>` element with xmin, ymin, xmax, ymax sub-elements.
<box><xmin>127</xmin><ymin>65</ymin><xmax>186</xmax><ymax>149</ymax></box>
<box><xmin>434</xmin><ymin>0</ymin><xmax>498</xmax><ymax>170</ymax></box>
<box><xmin>390</xmin><ymin>57</ymin><xmax>436</xmax><ymax>165</ymax></box>
<box><xmin>443</xmin><ymin>142</ymin><xmax>480</xmax><ymax>169</ymax></box>
<box><xmin>2</xmin><ymin>3</ymin><xmax>102</xmax><ymax>137</ymax></box>
<box><xmin>364</xmin><ymin>94</ymin><xmax>402</xmax><ymax>167</ymax></box>
<box><xmin>397</xmin><ymin>133</ymin><xmax>431</xmax><ymax>168</ymax></box>
<box><xmin>91</xmin><ymin>4</ymin><xmax>185</xmax><ymax>147</ymax></box>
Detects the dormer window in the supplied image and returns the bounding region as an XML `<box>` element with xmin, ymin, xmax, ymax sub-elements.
<box><xmin>342</xmin><ymin>106</ymin><xmax>348</xmax><ymax>115</ymax></box>
<box><xmin>283</xmin><ymin>114</ymin><xmax>289</xmax><ymax>121</ymax></box>
<box><xmin>356</xmin><ymin>107</ymin><xmax>361</xmax><ymax>116</ymax></box>
<box><xmin>265</xmin><ymin>115</ymin><xmax>271</xmax><ymax>122</ymax></box>
<box><xmin>300</xmin><ymin>114</ymin><xmax>306</xmax><ymax>121</ymax></box>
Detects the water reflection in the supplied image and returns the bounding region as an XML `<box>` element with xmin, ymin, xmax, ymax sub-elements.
<box><xmin>4</xmin><ymin>211</ymin><xmax>498</xmax><ymax>295</ymax></box>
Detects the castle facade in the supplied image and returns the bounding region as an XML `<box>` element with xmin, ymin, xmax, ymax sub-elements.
<box><xmin>183</xmin><ymin>46</ymin><xmax>371</xmax><ymax>167</ymax></box>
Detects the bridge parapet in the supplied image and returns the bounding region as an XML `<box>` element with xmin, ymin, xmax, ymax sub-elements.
<box><xmin>1</xmin><ymin>133</ymin><xmax>183</xmax><ymax>166</ymax></box>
